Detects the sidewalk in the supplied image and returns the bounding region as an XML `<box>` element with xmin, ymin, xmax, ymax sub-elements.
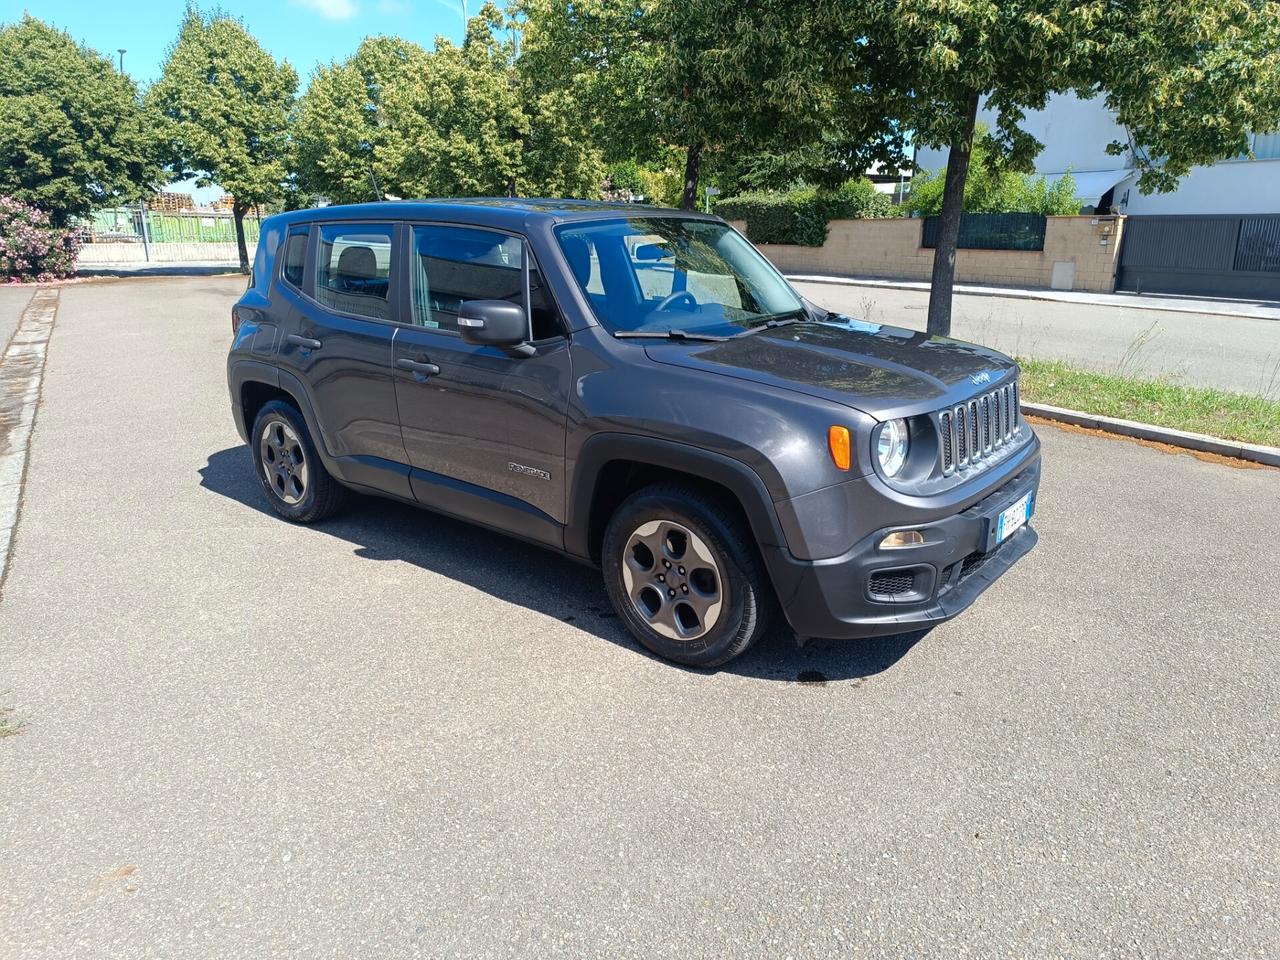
<box><xmin>75</xmin><ymin>261</ymin><xmax>244</xmax><ymax>279</ymax></box>
<box><xmin>785</xmin><ymin>273</ymin><xmax>1280</xmax><ymax>323</ymax></box>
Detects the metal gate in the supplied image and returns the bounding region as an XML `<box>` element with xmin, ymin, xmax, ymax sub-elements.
<box><xmin>1116</xmin><ymin>214</ymin><xmax>1280</xmax><ymax>300</ymax></box>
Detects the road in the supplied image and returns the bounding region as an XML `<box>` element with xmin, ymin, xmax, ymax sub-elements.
<box><xmin>793</xmin><ymin>280</ymin><xmax>1280</xmax><ymax>398</ymax></box>
<box><xmin>1</xmin><ymin>277</ymin><xmax>1278</xmax><ymax>958</ymax></box>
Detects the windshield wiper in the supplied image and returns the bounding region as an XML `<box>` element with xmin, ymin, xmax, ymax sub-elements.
<box><xmin>733</xmin><ymin>311</ymin><xmax>808</xmax><ymax>338</ymax></box>
<box><xmin>614</xmin><ymin>329</ymin><xmax>732</xmax><ymax>342</ymax></box>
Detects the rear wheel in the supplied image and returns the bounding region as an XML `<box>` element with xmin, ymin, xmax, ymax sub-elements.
<box><xmin>602</xmin><ymin>484</ymin><xmax>771</xmax><ymax>667</ymax></box>
<box><xmin>251</xmin><ymin>400</ymin><xmax>347</xmax><ymax>523</ymax></box>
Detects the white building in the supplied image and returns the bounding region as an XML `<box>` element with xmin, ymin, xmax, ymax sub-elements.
<box><xmin>913</xmin><ymin>91</ymin><xmax>1280</xmax><ymax>216</ymax></box>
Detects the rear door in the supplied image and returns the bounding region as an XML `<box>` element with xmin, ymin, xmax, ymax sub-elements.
<box><xmin>391</xmin><ymin>222</ymin><xmax>572</xmax><ymax>546</ymax></box>
<box><xmin>277</xmin><ymin>220</ymin><xmax>410</xmax><ymax>496</ymax></box>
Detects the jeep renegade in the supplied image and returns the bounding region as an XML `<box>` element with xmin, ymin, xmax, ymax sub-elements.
<box><xmin>228</xmin><ymin>200</ymin><xmax>1040</xmax><ymax>667</ymax></box>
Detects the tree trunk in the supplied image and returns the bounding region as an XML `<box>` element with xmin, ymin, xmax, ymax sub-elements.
<box><xmin>681</xmin><ymin>142</ymin><xmax>704</xmax><ymax>211</ymax></box>
<box><xmin>926</xmin><ymin>90</ymin><xmax>981</xmax><ymax>337</ymax></box>
<box><xmin>232</xmin><ymin>200</ymin><xmax>250</xmax><ymax>275</ymax></box>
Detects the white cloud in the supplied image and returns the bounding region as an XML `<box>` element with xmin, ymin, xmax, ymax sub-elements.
<box><xmin>293</xmin><ymin>0</ymin><xmax>360</xmax><ymax>20</ymax></box>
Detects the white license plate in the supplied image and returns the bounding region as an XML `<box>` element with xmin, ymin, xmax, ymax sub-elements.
<box><xmin>996</xmin><ymin>493</ymin><xmax>1032</xmax><ymax>545</ymax></box>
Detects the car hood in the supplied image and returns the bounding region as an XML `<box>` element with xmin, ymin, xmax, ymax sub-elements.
<box><xmin>643</xmin><ymin>318</ymin><xmax>1019</xmax><ymax>420</ymax></box>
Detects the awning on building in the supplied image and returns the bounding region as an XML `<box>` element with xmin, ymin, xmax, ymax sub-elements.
<box><xmin>1036</xmin><ymin>169</ymin><xmax>1136</xmax><ymax>204</ymax></box>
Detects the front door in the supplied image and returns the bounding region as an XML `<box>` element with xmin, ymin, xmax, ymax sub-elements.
<box><xmin>392</xmin><ymin>223</ymin><xmax>571</xmax><ymax>547</ymax></box>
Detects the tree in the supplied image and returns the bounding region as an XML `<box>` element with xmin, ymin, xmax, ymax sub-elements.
<box><xmin>293</xmin><ymin>5</ymin><xmax>602</xmax><ymax>202</ymax></box>
<box><xmin>0</xmin><ymin>16</ymin><xmax>157</xmax><ymax>223</ymax></box>
<box><xmin>825</xmin><ymin>0</ymin><xmax>1280</xmax><ymax>336</ymax></box>
<box><xmin>148</xmin><ymin>7</ymin><xmax>297</xmax><ymax>272</ymax></box>
<box><xmin>518</xmin><ymin>0</ymin><xmax>850</xmax><ymax>209</ymax></box>
<box><xmin>905</xmin><ymin>127</ymin><xmax>1081</xmax><ymax>216</ymax></box>
<box><xmin>293</xmin><ymin>36</ymin><xmax>430</xmax><ymax>204</ymax></box>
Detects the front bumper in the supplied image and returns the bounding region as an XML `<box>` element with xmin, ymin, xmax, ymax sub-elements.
<box><xmin>764</xmin><ymin>460</ymin><xmax>1041</xmax><ymax>640</ymax></box>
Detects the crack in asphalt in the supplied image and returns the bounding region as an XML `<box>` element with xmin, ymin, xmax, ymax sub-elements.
<box><xmin>0</xmin><ymin>286</ymin><xmax>59</xmax><ymax>601</ymax></box>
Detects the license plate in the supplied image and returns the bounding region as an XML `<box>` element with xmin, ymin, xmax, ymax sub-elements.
<box><xmin>996</xmin><ymin>493</ymin><xmax>1032</xmax><ymax>545</ymax></box>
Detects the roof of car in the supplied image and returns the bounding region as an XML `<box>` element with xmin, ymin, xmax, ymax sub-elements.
<box><xmin>267</xmin><ymin>198</ymin><xmax>719</xmax><ymax>229</ymax></box>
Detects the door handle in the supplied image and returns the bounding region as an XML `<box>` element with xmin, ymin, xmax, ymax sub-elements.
<box><xmin>396</xmin><ymin>357</ymin><xmax>441</xmax><ymax>376</ymax></box>
<box><xmin>287</xmin><ymin>334</ymin><xmax>323</xmax><ymax>350</ymax></box>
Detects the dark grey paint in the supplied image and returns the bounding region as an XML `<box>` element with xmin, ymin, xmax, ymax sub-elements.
<box><xmin>228</xmin><ymin>199</ymin><xmax>1040</xmax><ymax>640</ymax></box>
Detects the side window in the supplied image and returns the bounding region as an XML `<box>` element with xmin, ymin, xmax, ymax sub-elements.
<box><xmin>281</xmin><ymin>226</ymin><xmax>308</xmax><ymax>290</ymax></box>
<box><xmin>315</xmin><ymin>224</ymin><xmax>394</xmax><ymax>321</ymax></box>
<box><xmin>528</xmin><ymin>261</ymin><xmax>563</xmax><ymax>341</ymax></box>
<box><xmin>411</xmin><ymin>225</ymin><xmax>525</xmax><ymax>332</ymax></box>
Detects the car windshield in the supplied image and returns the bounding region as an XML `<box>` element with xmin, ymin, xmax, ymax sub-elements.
<box><xmin>554</xmin><ymin>217</ymin><xmax>805</xmax><ymax>337</ymax></box>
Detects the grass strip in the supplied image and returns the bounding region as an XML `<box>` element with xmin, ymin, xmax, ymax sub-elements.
<box><xmin>1017</xmin><ymin>358</ymin><xmax>1280</xmax><ymax>448</ymax></box>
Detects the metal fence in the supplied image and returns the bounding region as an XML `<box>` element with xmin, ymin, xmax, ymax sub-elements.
<box><xmin>921</xmin><ymin>213</ymin><xmax>1047</xmax><ymax>251</ymax></box>
<box><xmin>1116</xmin><ymin>214</ymin><xmax>1280</xmax><ymax>299</ymax></box>
<box><xmin>78</xmin><ymin>205</ymin><xmax>262</xmax><ymax>263</ymax></box>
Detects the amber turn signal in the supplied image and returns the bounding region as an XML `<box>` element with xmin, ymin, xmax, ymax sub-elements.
<box><xmin>828</xmin><ymin>425</ymin><xmax>851</xmax><ymax>471</ymax></box>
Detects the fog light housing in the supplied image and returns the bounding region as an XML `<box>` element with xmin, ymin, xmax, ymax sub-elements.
<box><xmin>880</xmin><ymin>530</ymin><xmax>925</xmax><ymax>549</ymax></box>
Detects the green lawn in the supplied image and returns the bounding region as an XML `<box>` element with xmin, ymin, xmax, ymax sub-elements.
<box><xmin>1017</xmin><ymin>358</ymin><xmax>1280</xmax><ymax>448</ymax></box>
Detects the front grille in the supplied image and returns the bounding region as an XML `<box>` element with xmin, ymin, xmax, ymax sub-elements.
<box><xmin>868</xmin><ymin>570</ymin><xmax>915</xmax><ymax>598</ymax></box>
<box><xmin>937</xmin><ymin>379</ymin><xmax>1022</xmax><ymax>475</ymax></box>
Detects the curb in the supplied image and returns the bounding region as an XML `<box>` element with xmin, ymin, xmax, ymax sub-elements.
<box><xmin>785</xmin><ymin>273</ymin><xmax>1280</xmax><ymax>323</ymax></box>
<box><xmin>1022</xmin><ymin>401</ymin><xmax>1280</xmax><ymax>468</ymax></box>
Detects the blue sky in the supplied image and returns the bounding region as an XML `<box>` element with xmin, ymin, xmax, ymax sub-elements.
<box><xmin>3</xmin><ymin>0</ymin><xmax>468</xmax><ymax>84</ymax></box>
<box><xmin>3</xmin><ymin>0</ymin><xmax>469</xmax><ymax>200</ymax></box>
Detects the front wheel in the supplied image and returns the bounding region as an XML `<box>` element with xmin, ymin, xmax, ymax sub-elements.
<box><xmin>602</xmin><ymin>484</ymin><xmax>772</xmax><ymax>668</ymax></box>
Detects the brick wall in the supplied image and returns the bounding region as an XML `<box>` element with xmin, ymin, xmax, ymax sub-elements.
<box><xmin>728</xmin><ymin>215</ymin><xmax>1125</xmax><ymax>292</ymax></box>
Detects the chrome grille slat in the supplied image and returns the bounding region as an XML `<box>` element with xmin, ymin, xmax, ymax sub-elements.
<box><xmin>933</xmin><ymin>378</ymin><xmax>1022</xmax><ymax>477</ymax></box>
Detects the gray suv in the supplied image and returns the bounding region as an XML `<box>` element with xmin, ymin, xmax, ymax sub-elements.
<box><xmin>228</xmin><ymin>200</ymin><xmax>1040</xmax><ymax>667</ymax></box>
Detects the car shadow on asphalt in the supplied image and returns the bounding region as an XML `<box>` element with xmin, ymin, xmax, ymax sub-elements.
<box><xmin>199</xmin><ymin>446</ymin><xmax>929</xmax><ymax>683</ymax></box>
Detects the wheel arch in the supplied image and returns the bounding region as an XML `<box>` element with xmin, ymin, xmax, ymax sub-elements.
<box><xmin>230</xmin><ymin>362</ymin><xmax>331</xmax><ymax>463</ymax></box>
<box><xmin>566</xmin><ymin>433</ymin><xmax>788</xmax><ymax>567</ymax></box>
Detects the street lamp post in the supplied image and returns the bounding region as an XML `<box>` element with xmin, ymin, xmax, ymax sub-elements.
<box><xmin>117</xmin><ymin>48</ymin><xmax>126</xmax><ymax>72</ymax></box>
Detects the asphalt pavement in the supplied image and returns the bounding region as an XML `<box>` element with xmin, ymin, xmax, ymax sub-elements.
<box><xmin>0</xmin><ymin>285</ymin><xmax>31</xmax><ymax>349</ymax></box>
<box><xmin>793</xmin><ymin>280</ymin><xmax>1280</xmax><ymax>397</ymax></box>
<box><xmin>1</xmin><ymin>277</ymin><xmax>1277</xmax><ymax>958</ymax></box>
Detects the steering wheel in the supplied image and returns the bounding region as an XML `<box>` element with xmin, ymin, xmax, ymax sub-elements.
<box><xmin>654</xmin><ymin>290</ymin><xmax>698</xmax><ymax>312</ymax></box>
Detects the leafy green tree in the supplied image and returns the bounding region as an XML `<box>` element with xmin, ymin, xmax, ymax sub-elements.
<box><xmin>519</xmin><ymin>0</ymin><xmax>849</xmax><ymax>209</ymax></box>
<box><xmin>294</xmin><ymin>5</ymin><xmax>601</xmax><ymax>202</ymax></box>
<box><xmin>814</xmin><ymin>0</ymin><xmax>1280</xmax><ymax>335</ymax></box>
<box><xmin>0</xmin><ymin>16</ymin><xmax>157</xmax><ymax>223</ymax></box>
<box><xmin>148</xmin><ymin>6</ymin><xmax>297</xmax><ymax>272</ymax></box>
<box><xmin>293</xmin><ymin>36</ymin><xmax>429</xmax><ymax>204</ymax></box>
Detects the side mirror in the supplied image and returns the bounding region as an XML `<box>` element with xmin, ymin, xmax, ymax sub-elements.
<box><xmin>458</xmin><ymin>300</ymin><xmax>535</xmax><ymax>356</ymax></box>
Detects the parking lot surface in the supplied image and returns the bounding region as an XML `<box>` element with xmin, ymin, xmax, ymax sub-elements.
<box><xmin>1</xmin><ymin>278</ymin><xmax>1278</xmax><ymax>958</ymax></box>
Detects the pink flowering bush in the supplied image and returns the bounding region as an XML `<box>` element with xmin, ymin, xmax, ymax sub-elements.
<box><xmin>0</xmin><ymin>197</ymin><xmax>82</xmax><ymax>283</ymax></box>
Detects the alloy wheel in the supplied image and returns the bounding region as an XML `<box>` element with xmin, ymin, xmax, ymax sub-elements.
<box><xmin>259</xmin><ymin>418</ymin><xmax>309</xmax><ymax>506</ymax></box>
<box><xmin>620</xmin><ymin>520</ymin><xmax>723</xmax><ymax>640</ymax></box>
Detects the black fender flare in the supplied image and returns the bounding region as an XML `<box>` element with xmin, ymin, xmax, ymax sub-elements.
<box><xmin>565</xmin><ymin>433</ymin><xmax>789</xmax><ymax>563</ymax></box>
<box><xmin>229</xmin><ymin>362</ymin><xmax>338</xmax><ymax>472</ymax></box>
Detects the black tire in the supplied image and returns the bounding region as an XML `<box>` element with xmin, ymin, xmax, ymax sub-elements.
<box><xmin>602</xmin><ymin>483</ymin><xmax>772</xmax><ymax>668</ymax></box>
<box><xmin>250</xmin><ymin>399</ymin><xmax>348</xmax><ymax>523</ymax></box>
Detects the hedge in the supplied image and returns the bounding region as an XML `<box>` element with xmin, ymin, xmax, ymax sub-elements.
<box><xmin>715</xmin><ymin>180</ymin><xmax>898</xmax><ymax>246</ymax></box>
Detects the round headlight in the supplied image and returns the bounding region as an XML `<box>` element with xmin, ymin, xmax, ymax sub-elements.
<box><xmin>876</xmin><ymin>418</ymin><xmax>910</xmax><ymax>477</ymax></box>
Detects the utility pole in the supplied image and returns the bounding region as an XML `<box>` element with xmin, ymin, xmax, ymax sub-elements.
<box><xmin>118</xmin><ymin>48</ymin><xmax>126</xmax><ymax>72</ymax></box>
